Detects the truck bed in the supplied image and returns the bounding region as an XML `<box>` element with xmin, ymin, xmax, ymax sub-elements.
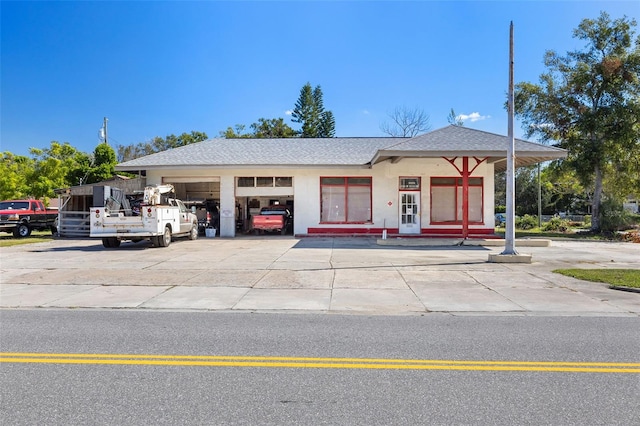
<box><xmin>250</xmin><ymin>205</ymin><xmax>292</xmax><ymax>235</ymax></box>
<box><xmin>251</xmin><ymin>214</ymin><xmax>286</xmax><ymax>231</ymax></box>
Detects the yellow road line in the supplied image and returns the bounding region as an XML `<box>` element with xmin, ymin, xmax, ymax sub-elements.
<box><xmin>1</xmin><ymin>352</ymin><xmax>638</xmax><ymax>373</ymax></box>
<box><xmin>3</xmin><ymin>352</ymin><xmax>640</xmax><ymax>366</ymax></box>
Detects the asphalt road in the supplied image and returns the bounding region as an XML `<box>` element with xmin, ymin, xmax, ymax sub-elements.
<box><xmin>1</xmin><ymin>310</ymin><xmax>638</xmax><ymax>425</ymax></box>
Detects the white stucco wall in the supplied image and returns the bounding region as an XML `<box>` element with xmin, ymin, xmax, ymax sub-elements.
<box><xmin>145</xmin><ymin>157</ymin><xmax>496</xmax><ymax>237</ymax></box>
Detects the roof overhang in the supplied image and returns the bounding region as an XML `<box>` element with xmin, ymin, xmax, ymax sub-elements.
<box><xmin>370</xmin><ymin>149</ymin><xmax>568</xmax><ymax>172</ymax></box>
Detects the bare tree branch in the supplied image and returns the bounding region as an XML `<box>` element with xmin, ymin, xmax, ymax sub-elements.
<box><xmin>380</xmin><ymin>106</ymin><xmax>431</xmax><ymax>137</ymax></box>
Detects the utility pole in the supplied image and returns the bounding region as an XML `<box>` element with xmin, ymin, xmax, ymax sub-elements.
<box><xmin>103</xmin><ymin>117</ymin><xmax>109</xmax><ymax>145</ymax></box>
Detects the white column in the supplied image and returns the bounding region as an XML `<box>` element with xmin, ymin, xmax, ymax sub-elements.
<box><xmin>218</xmin><ymin>175</ymin><xmax>236</xmax><ymax>237</ymax></box>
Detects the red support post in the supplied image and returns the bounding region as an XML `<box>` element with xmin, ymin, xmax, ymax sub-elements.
<box><xmin>462</xmin><ymin>157</ymin><xmax>469</xmax><ymax>239</ymax></box>
<box><xmin>442</xmin><ymin>156</ymin><xmax>487</xmax><ymax>238</ymax></box>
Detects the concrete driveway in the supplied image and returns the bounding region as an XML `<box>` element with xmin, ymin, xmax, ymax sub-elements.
<box><xmin>1</xmin><ymin>237</ymin><xmax>638</xmax><ymax>316</ymax></box>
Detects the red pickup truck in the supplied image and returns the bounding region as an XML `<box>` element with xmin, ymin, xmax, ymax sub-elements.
<box><xmin>251</xmin><ymin>205</ymin><xmax>293</xmax><ymax>235</ymax></box>
<box><xmin>0</xmin><ymin>199</ymin><xmax>58</xmax><ymax>238</ymax></box>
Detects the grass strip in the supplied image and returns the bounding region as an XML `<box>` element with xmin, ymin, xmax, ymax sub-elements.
<box><xmin>553</xmin><ymin>269</ymin><xmax>640</xmax><ymax>289</ymax></box>
<box><xmin>0</xmin><ymin>231</ymin><xmax>54</xmax><ymax>247</ymax></box>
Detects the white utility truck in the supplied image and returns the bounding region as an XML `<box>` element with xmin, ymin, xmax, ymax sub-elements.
<box><xmin>90</xmin><ymin>184</ymin><xmax>199</xmax><ymax>248</ymax></box>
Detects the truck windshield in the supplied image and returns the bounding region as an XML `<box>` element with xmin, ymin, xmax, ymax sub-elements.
<box><xmin>0</xmin><ymin>201</ymin><xmax>30</xmax><ymax>210</ymax></box>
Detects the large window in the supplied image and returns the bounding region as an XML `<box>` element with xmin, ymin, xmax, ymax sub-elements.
<box><xmin>431</xmin><ymin>177</ymin><xmax>483</xmax><ymax>224</ymax></box>
<box><xmin>320</xmin><ymin>177</ymin><xmax>372</xmax><ymax>223</ymax></box>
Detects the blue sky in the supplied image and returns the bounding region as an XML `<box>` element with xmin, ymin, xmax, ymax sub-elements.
<box><xmin>1</xmin><ymin>1</ymin><xmax>638</xmax><ymax>156</ymax></box>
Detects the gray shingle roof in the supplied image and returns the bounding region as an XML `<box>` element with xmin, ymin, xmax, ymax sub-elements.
<box><xmin>381</xmin><ymin>125</ymin><xmax>566</xmax><ymax>153</ymax></box>
<box><xmin>371</xmin><ymin>126</ymin><xmax>567</xmax><ymax>171</ymax></box>
<box><xmin>116</xmin><ymin>137</ymin><xmax>408</xmax><ymax>170</ymax></box>
<box><xmin>115</xmin><ymin>126</ymin><xmax>566</xmax><ymax>171</ymax></box>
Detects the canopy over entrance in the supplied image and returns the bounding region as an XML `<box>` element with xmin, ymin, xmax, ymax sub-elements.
<box><xmin>370</xmin><ymin>125</ymin><xmax>566</xmax><ymax>171</ymax></box>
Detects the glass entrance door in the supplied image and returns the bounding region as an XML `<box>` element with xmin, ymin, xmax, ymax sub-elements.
<box><xmin>399</xmin><ymin>191</ymin><xmax>420</xmax><ymax>234</ymax></box>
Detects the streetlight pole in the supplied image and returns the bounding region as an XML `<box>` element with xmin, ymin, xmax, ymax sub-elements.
<box><xmin>490</xmin><ymin>21</ymin><xmax>531</xmax><ymax>263</ymax></box>
<box><xmin>501</xmin><ymin>21</ymin><xmax>518</xmax><ymax>256</ymax></box>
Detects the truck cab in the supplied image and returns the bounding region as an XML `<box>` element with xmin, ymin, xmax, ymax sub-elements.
<box><xmin>0</xmin><ymin>199</ymin><xmax>58</xmax><ymax>237</ymax></box>
<box><xmin>170</xmin><ymin>199</ymin><xmax>197</xmax><ymax>235</ymax></box>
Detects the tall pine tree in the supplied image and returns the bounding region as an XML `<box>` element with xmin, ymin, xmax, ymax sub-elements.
<box><xmin>291</xmin><ymin>83</ymin><xmax>335</xmax><ymax>137</ymax></box>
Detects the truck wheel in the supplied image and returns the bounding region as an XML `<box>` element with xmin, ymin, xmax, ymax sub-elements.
<box><xmin>102</xmin><ymin>238</ymin><xmax>120</xmax><ymax>248</ymax></box>
<box><xmin>188</xmin><ymin>223</ymin><xmax>198</xmax><ymax>240</ymax></box>
<box><xmin>13</xmin><ymin>224</ymin><xmax>31</xmax><ymax>238</ymax></box>
<box><xmin>159</xmin><ymin>226</ymin><xmax>172</xmax><ymax>247</ymax></box>
<box><xmin>50</xmin><ymin>218</ymin><xmax>59</xmax><ymax>235</ymax></box>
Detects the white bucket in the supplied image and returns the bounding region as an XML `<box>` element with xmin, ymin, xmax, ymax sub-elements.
<box><xmin>205</xmin><ymin>228</ymin><xmax>216</xmax><ymax>238</ymax></box>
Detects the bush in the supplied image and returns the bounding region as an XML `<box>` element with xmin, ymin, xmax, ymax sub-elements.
<box><xmin>542</xmin><ymin>216</ymin><xmax>571</xmax><ymax>232</ymax></box>
<box><xmin>600</xmin><ymin>199</ymin><xmax>635</xmax><ymax>232</ymax></box>
<box><xmin>515</xmin><ymin>214</ymin><xmax>538</xmax><ymax>230</ymax></box>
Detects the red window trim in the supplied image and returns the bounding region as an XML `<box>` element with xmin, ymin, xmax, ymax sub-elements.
<box><xmin>430</xmin><ymin>176</ymin><xmax>484</xmax><ymax>225</ymax></box>
<box><xmin>320</xmin><ymin>176</ymin><xmax>373</xmax><ymax>224</ymax></box>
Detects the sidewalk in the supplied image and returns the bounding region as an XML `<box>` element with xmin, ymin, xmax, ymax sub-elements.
<box><xmin>1</xmin><ymin>237</ymin><xmax>638</xmax><ymax>316</ymax></box>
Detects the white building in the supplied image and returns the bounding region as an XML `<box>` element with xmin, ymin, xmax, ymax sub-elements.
<box><xmin>116</xmin><ymin>126</ymin><xmax>567</xmax><ymax>238</ymax></box>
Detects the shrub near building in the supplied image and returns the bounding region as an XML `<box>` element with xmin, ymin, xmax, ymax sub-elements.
<box><xmin>542</xmin><ymin>216</ymin><xmax>572</xmax><ymax>233</ymax></box>
<box><xmin>515</xmin><ymin>214</ymin><xmax>538</xmax><ymax>230</ymax></box>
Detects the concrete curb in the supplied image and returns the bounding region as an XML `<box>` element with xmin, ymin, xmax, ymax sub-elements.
<box><xmin>376</xmin><ymin>238</ymin><xmax>551</xmax><ymax>247</ymax></box>
<box><xmin>609</xmin><ymin>285</ymin><xmax>640</xmax><ymax>294</ymax></box>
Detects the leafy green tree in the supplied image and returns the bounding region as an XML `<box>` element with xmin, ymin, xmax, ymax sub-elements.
<box><xmin>251</xmin><ymin>118</ymin><xmax>297</xmax><ymax>138</ymax></box>
<box><xmin>513</xmin><ymin>166</ymin><xmax>540</xmax><ymax>216</ymax></box>
<box><xmin>219</xmin><ymin>124</ymin><xmax>250</xmax><ymax>139</ymax></box>
<box><xmin>220</xmin><ymin>119</ymin><xmax>297</xmax><ymax>139</ymax></box>
<box><xmin>163</xmin><ymin>131</ymin><xmax>209</xmax><ymax>149</ymax></box>
<box><xmin>0</xmin><ymin>152</ymin><xmax>33</xmax><ymax>200</ymax></box>
<box><xmin>514</xmin><ymin>12</ymin><xmax>640</xmax><ymax>231</ymax></box>
<box><xmin>541</xmin><ymin>162</ymin><xmax>591</xmax><ymax>214</ymax></box>
<box><xmin>291</xmin><ymin>82</ymin><xmax>335</xmax><ymax>137</ymax></box>
<box><xmin>83</xmin><ymin>143</ymin><xmax>117</xmax><ymax>184</ymax></box>
<box><xmin>65</xmin><ymin>151</ymin><xmax>93</xmax><ymax>187</ymax></box>
<box><xmin>2</xmin><ymin>141</ymin><xmax>119</xmax><ymax>200</ymax></box>
<box><xmin>116</xmin><ymin>131</ymin><xmax>208</xmax><ymax>162</ymax></box>
<box><xmin>494</xmin><ymin>171</ymin><xmax>506</xmax><ymax>213</ymax></box>
<box><xmin>495</xmin><ymin>163</ymin><xmax>591</xmax><ymax>217</ymax></box>
<box><xmin>27</xmin><ymin>142</ymin><xmax>87</xmax><ymax>199</ymax></box>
